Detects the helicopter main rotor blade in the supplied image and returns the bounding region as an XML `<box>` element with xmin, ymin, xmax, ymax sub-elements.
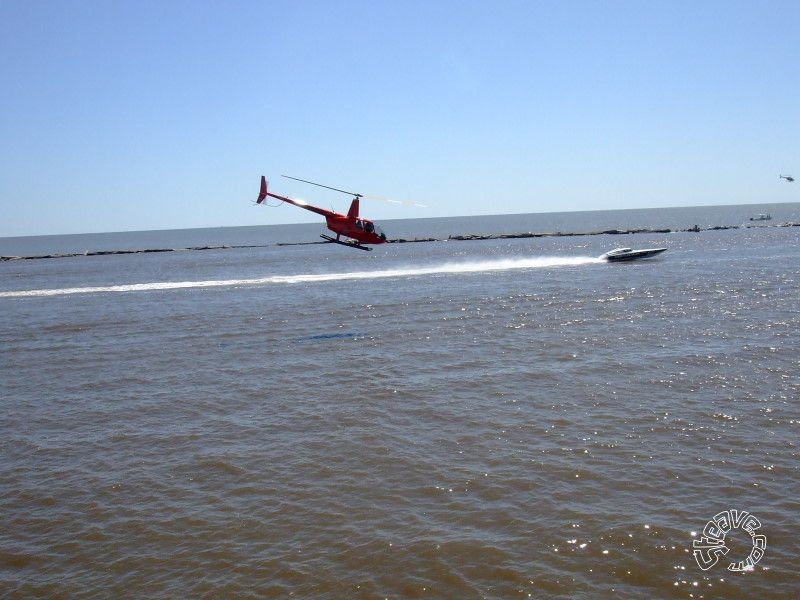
<box><xmin>361</xmin><ymin>193</ymin><xmax>427</xmax><ymax>208</ymax></box>
<box><xmin>282</xmin><ymin>174</ymin><xmax>426</xmax><ymax>207</ymax></box>
<box><xmin>282</xmin><ymin>175</ymin><xmax>362</xmax><ymax>198</ymax></box>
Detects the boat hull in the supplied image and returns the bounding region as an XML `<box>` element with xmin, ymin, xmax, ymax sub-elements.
<box><xmin>603</xmin><ymin>247</ymin><xmax>667</xmax><ymax>262</ymax></box>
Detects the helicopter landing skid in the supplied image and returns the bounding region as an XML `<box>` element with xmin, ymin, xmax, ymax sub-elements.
<box><xmin>320</xmin><ymin>234</ymin><xmax>372</xmax><ymax>251</ymax></box>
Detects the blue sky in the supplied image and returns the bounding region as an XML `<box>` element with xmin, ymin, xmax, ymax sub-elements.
<box><xmin>1</xmin><ymin>0</ymin><xmax>797</xmax><ymax>237</ymax></box>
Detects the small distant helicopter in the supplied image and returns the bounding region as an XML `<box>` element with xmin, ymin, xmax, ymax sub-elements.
<box><xmin>256</xmin><ymin>175</ymin><xmax>388</xmax><ymax>250</ymax></box>
<box><xmin>779</xmin><ymin>174</ymin><xmax>794</xmax><ymax>182</ymax></box>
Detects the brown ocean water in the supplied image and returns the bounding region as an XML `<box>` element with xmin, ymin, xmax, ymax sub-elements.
<box><xmin>1</xmin><ymin>206</ymin><xmax>799</xmax><ymax>598</ymax></box>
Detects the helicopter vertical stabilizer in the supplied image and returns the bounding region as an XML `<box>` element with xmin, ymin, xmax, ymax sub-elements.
<box><xmin>257</xmin><ymin>176</ymin><xmax>268</xmax><ymax>203</ymax></box>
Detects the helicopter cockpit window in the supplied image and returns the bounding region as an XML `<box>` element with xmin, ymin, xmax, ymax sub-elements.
<box><xmin>365</xmin><ymin>221</ymin><xmax>375</xmax><ymax>233</ymax></box>
<box><xmin>355</xmin><ymin>219</ymin><xmax>363</xmax><ymax>229</ymax></box>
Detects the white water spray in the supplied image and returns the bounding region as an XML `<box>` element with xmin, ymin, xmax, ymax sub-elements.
<box><xmin>1</xmin><ymin>256</ymin><xmax>603</xmax><ymax>298</ymax></box>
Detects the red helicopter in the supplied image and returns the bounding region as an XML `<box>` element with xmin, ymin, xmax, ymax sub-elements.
<box><xmin>256</xmin><ymin>175</ymin><xmax>387</xmax><ymax>250</ymax></box>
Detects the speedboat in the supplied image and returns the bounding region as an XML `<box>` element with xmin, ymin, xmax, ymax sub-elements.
<box><xmin>602</xmin><ymin>247</ymin><xmax>667</xmax><ymax>262</ymax></box>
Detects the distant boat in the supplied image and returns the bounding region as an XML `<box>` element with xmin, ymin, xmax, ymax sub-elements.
<box><xmin>749</xmin><ymin>214</ymin><xmax>772</xmax><ymax>221</ymax></box>
<box><xmin>601</xmin><ymin>247</ymin><xmax>667</xmax><ymax>262</ymax></box>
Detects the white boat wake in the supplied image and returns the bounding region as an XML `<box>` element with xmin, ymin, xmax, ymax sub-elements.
<box><xmin>1</xmin><ymin>256</ymin><xmax>603</xmax><ymax>298</ymax></box>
